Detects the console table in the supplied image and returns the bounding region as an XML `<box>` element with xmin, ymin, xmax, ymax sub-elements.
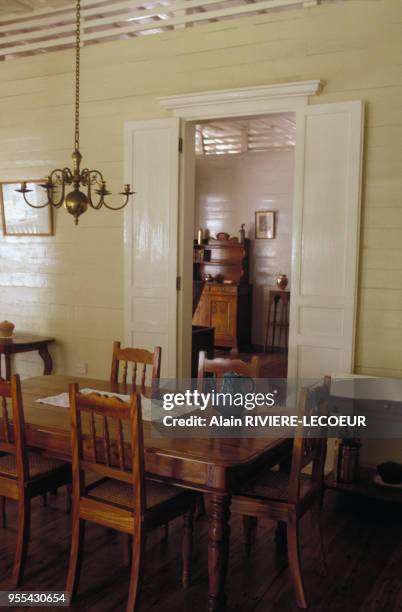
<box><xmin>264</xmin><ymin>289</ymin><xmax>290</xmax><ymax>352</ymax></box>
<box><xmin>0</xmin><ymin>334</ymin><xmax>55</xmax><ymax>380</ymax></box>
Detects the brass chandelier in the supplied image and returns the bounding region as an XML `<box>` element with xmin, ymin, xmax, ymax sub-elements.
<box><xmin>17</xmin><ymin>0</ymin><xmax>134</xmax><ymax>225</ymax></box>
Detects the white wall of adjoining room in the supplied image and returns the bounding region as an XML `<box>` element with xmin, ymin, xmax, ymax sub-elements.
<box><xmin>195</xmin><ymin>148</ymin><xmax>294</xmax><ymax>347</ymax></box>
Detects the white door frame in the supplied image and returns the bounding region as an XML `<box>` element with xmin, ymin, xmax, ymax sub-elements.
<box><xmin>159</xmin><ymin>80</ymin><xmax>323</xmax><ymax>377</ymax></box>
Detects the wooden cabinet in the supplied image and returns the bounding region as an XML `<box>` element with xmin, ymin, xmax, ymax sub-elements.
<box><xmin>210</xmin><ymin>289</ymin><xmax>237</xmax><ymax>346</ymax></box>
<box><xmin>193</xmin><ymin>284</ymin><xmax>251</xmax><ymax>353</ymax></box>
<box><xmin>193</xmin><ymin>289</ymin><xmax>210</xmax><ymax>327</ymax></box>
<box><xmin>193</xmin><ymin>232</ymin><xmax>252</xmax><ymax>354</ymax></box>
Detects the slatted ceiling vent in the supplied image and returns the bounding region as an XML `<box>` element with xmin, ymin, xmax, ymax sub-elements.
<box><xmin>0</xmin><ymin>0</ymin><xmax>327</xmax><ymax>60</ymax></box>
<box><xmin>195</xmin><ymin>115</ymin><xmax>296</xmax><ymax>155</ymax></box>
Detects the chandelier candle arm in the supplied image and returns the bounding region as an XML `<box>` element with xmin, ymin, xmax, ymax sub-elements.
<box><xmin>16</xmin><ymin>0</ymin><xmax>134</xmax><ymax>225</ymax></box>
<box><xmin>87</xmin><ymin>173</ymin><xmax>108</xmax><ymax>210</ymax></box>
<box><xmin>16</xmin><ymin>182</ymin><xmax>50</xmax><ymax>210</ymax></box>
<box><xmin>103</xmin><ymin>186</ymin><xmax>134</xmax><ymax>210</ymax></box>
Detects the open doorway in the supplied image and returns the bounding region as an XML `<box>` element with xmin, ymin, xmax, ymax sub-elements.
<box><xmin>191</xmin><ymin>113</ymin><xmax>295</xmax><ymax>378</ymax></box>
<box><xmin>124</xmin><ymin>90</ymin><xmax>362</xmax><ymax>380</ymax></box>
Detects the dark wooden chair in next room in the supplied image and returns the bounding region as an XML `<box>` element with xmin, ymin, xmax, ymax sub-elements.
<box><xmin>66</xmin><ymin>384</ymin><xmax>197</xmax><ymax>611</ymax></box>
<box><xmin>197</xmin><ymin>350</ymin><xmax>260</xmax><ymax>387</ymax></box>
<box><xmin>231</xmin><ymin>376</ymin><xmax>331</xmax><ymax>608</ymax></box>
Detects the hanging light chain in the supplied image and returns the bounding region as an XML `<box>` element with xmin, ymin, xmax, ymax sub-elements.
<box><xmin>16</xmin><ymin>0</ymin><xmax>134</xmax><ymax>225</ymax></box>
<box><xmin>74</xmin><ymin>0</ymin><xmax>81</xmax><ymax>152</ymax></box>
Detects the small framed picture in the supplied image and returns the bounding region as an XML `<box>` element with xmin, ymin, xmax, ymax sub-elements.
<box><xmin>255</xmin><ymin>211</ymin><xmax>275</xmax><ymax>239</ymax></box>
<box><xmin>0</xmin><ymin>180</ymin><xmax>53</xmax><ymax>237</ymax></box>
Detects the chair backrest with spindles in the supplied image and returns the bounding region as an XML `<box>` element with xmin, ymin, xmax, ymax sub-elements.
<box><xmin>288</xmin><ymin>376</ymin><xmax>331</xmax><ymax>504</ymax></box>
<box><xmin>0</xmin><ymin>374</ymin><xmax>29</xmax><ymax>483</ymax></box>
<box><xmin>110</xmin><ymin>341</ymin><xmax>161</xmax><ymax>388</ymax></box>
<box><xmin>197</xmin><ymin>351</ymin><xmax>260</xmax><ymax>392</ymax></box>
<box><xmin>68</xmin><ymin>384</ymin><xmax>145</xmax><ymax>517</ymax></box>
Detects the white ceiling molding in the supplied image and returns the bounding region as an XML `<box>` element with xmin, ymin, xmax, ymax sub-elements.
<box><xmin>159</xmin><ymin>81</ymin><xmax>323</xmax><ymax>120</ymax></box>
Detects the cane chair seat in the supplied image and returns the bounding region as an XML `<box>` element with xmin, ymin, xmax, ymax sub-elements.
<box><xmin>0</xmin><ymin>452</ymin><xmax>68</xmax><ymax>480</ymax></box>
<box><xmin>87</xmin><ymin>477</ymin><xmax>192</xmax><ymax>511</ymax></box>
<box><xmin>238</xmin><ymin>470</ymin><xmax>315</xmax><ymax>502</ymax></box>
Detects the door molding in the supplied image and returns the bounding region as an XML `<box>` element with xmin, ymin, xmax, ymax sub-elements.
<box><xmin>158</xmin><ymin>81</ymin><xmax>324</xmax><ymax>377</ymax></box>
<box><xmin>159</xmin><ymin>80</ymin><xmax>323</xmax><ymax>120</ymax></box>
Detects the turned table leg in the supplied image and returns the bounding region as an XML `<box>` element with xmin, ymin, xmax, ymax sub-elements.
<box><xmin>38</xmin><ymin>345</ymin><xmax>53</xmax><ymax>375</ymax></box>
<box><xmin>207</xmin><ymin>494</ymin><xmax>231</xmax><ymax>611</ymax></box>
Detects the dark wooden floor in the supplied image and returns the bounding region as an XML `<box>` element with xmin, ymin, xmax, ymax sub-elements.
<box><xmin>2</xmin><ymin>489</ymin><xmax>402</xmax><ymax>611</ymax></box>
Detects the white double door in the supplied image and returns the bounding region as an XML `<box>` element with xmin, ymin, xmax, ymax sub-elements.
<box><xmin>124</xmin><ymin>101</ymin><xmax>364</xmax><ymax>379</ymax></box>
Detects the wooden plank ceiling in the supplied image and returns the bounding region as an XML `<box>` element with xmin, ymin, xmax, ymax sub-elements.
<box><xmin>0</xmin><ymin>0</ymin><xmax>329</xmax><ymax>60</ymax></box>
<box><xmin>195</xmin><ymin>114</ymin><xmax>296</xmax><ymax>155</ymax></box>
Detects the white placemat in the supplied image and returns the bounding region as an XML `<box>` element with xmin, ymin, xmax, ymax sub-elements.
<box><xmin>36</xmin><ymin>388</ymin><xmax>153</xmax><ymax>420</ymax></box>
<box><xmin>36</xmin><ymin>391</ymin><xmax>70</xmax><ymax>408</ymax></box>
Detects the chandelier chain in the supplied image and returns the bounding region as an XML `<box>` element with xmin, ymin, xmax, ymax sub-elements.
<box><xmin>16</xmin><ymin>0</ymin><xmax>134</xmax><ymax>224</ymax></box>
<box><xmin>74</xmin><ymin>0</ymin><xmax>81</xmax><ymax>151</ymax></box>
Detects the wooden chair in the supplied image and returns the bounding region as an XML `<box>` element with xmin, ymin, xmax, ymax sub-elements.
<box><xmin>0</xmin><ymin>375</ymin><xmax>71</xmax><ymax>587</ymax></box>
<box><xmin>66</xmin><ymin>384</ymin><xmax>197</xmax><ymax>611</ymax></box>
<box><xmin>231</xmin><ymin>377</ymin><xmax>331</xmax><ymax>609</ymax></box>
<box><xmin>111</xmin><ymin>342</ymin><xmax>166</xmax><ymax>539</ymax></box>
<box><xmin>197</xmin><ymin>350</ymin><xmax>260</xmax><ymax>390</ymax></box>
<box><xmin>196</xmin><ymin>351</ymin><xmax>260</xmax><ymax>516</ymax></box>
<box><xmin>110</xmin><ymin>341</ymin><xmax>161</xmax><ymax>387</ymax></box>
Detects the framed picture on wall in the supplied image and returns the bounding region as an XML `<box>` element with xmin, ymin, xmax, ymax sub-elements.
<box><xmin>255</xmin><ymin>210</ymin><xmax>275</xmax><ymax>239</ymax></box>
<box><xmin>0</xmin><ymin>180</ymin><xmax>53</xmax><ymax>236</ymax></box>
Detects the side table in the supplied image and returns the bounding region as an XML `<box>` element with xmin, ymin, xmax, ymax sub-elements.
<box><xmin>264</xmin><ymin>289</ymin><xmax>290</xmax><ymax>352</ymax></box>
<box><xmin>0</xmin><ymin>334</ymin><xmax>55</xmax><ymax>380</ymax></box>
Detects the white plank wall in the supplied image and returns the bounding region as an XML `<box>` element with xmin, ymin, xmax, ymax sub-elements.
<box><xmin>0</xmin><ymin>0</ymin><xmax>400</xmax><ymax>385</ymax></box>
<box><xmin>195</xmin><ymin>148</ymin><xmax>294</xmax><ymax>347</ymax></box>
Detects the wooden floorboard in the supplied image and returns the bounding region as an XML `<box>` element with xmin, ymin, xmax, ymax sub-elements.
<box><xmin>1</xmin><ymin>490</ymin><xmax>402</xmax><ymax>611</ymax></box>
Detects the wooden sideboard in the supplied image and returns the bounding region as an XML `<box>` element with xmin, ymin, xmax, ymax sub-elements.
<box><xmin>193</xmin><ymin>233</ymin><xmax>252</xmax><ymax>354</ymax></box>
<box><xmin>193</xmin><ymin>283</ymin><xmax>252</xmax><ymax>353</ymax></box>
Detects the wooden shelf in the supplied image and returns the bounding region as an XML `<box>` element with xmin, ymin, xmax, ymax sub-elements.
<box><xmin>193</xmin><ymin>234</ymin><xmax>251</xmax><ymax>350</ymax></box>
<box><xmin>193</xmin><ymin>235</ymin><xmax>250</xmax><ymax>285</ymax></box>
<box><xmin>201</xmin><ymin>261</ymin><xmax>240</xmax><ymax>267</ymax></box>
<box><xmin>325</xmin><ymin>466</ymin><xmax>402</xmax><ymax>504</ymax></box>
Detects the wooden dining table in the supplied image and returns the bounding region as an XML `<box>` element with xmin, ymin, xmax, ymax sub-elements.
<box><xmin>19</xmin><ymin>374</ymin><xmax>291</xmax><ymax>611</ymax></box>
